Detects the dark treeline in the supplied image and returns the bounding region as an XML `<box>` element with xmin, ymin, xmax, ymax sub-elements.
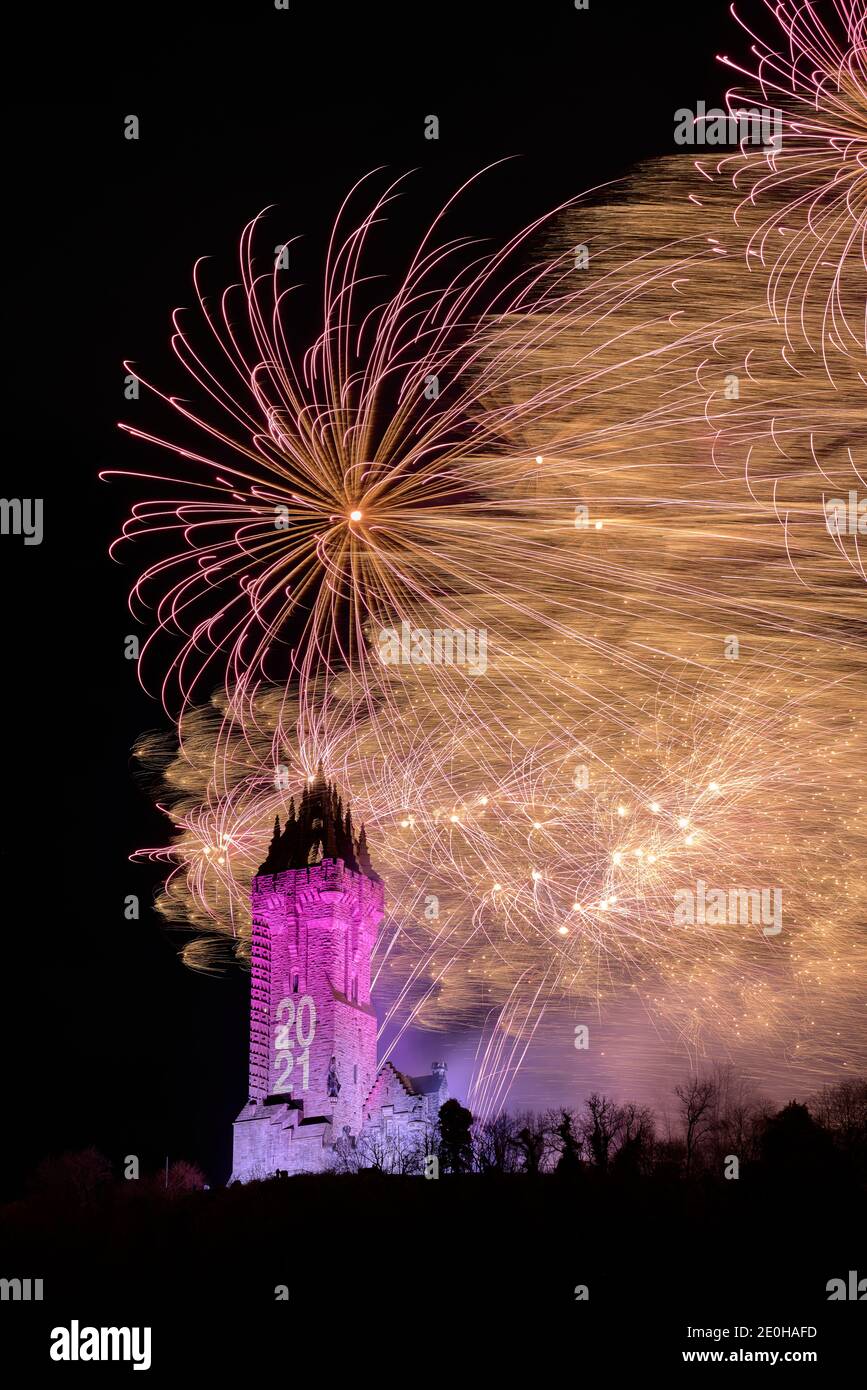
<box><xmin>332</xmin><ymin>1068</ymin><xmax>867</xmax><ymax>1184</ymax></box>
<box><xmin>5</xmin><ymin>1069</ymin><xmax>865</xmax><ymax>1196</ymax></box>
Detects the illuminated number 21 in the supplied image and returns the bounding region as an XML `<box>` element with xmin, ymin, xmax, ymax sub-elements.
<box><xmin>274</xmin><ymin>995</ymin><xmax>317</xmax><ymax>1093</ymax></box>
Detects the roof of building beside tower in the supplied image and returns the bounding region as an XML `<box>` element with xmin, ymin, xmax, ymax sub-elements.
<box><xmin>365</xmin><ymin>1060</ymin><xmax>449</xmax><ymax>1104</ymax></box>
<box><xmin>256</xmin><ymin>763</ymin><xmax>381</xmax><ymax>882</ymax></box>
<box><xmin>407</xmin><ymin>1068</ymin><xmax>449</xmax><ymax>1098</ymax></box>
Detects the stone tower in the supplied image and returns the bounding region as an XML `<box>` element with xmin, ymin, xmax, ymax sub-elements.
<box><xmin>231</xmin><ymin>767</ymin><xmax>384</xmax><ymax>1178</ymax></box>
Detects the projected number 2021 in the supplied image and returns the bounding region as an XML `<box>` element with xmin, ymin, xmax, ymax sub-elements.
<box><xmin>273</xmin><ymin>995</ymin><xmax>317</xmax><ymax>1094</ymax></box>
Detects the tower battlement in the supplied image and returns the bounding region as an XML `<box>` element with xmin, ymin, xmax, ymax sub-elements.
<box><xmin>253</xmin><ymin>857</ymin><xmax>385</xmax><ymax>916</ymax></box>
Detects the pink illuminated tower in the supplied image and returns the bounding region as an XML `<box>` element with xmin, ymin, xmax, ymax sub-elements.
<box><xmin>231</xmin><ymin>766</ymin><xmax>449</xmax><ymax>1179</ymax></box>
<box><xmin>231</xmin><ymin>767</ymin><xmax>385</xmax><ymax>1177</ymax></box>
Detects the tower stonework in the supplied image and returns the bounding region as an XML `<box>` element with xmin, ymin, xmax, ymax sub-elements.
<box><xmin>250</xmin><ymin>859</ymin><xmax>382</xmax><ymax>1132</ymax></box>
<box><xmin>231</xmin><ymin>768</ymin><xmax>450</xmax><ymax>1180</ymax></box>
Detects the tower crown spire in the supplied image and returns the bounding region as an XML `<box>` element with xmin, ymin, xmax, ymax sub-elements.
<box><xmin>257</xmin><ymin>772</ymin><xmax>379</xmax><ymax>880</ymax></box>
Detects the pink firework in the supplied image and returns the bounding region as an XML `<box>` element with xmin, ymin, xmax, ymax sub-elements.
<box><xmin>105</xmin><ymin>167</ymin><xmax>602</xmax><ymax>726</ymax></box>
<box><xmin>718</xmin><ymin>0</ymin><xmax>867</xmax><ymax>379</ymax></box>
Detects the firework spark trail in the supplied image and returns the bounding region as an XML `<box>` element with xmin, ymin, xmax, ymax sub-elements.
<box><xmin>700</xmin><ymin>0</ymin><xmax>867</xmax><ymax>579</ymax></box>
<box><xmin>468</xmin><ymin>973</ymin><xmax>555</xmax><ymax>1123</ymax></box>
<box><xmin>718</xmin><ymin>0</ymin><xmax>866</xmax><ymax>374</ymax></box>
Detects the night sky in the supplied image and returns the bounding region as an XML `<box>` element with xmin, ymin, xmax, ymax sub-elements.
<box><xmin>3</xmin><ymin>4</ymin><xmax>735</xmax><ymax>1195</ymax></box>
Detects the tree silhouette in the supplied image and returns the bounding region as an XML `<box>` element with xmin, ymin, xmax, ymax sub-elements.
<box><xmin>30</xmin><ymin>1148</ymin><xmax>113</xmax><ymax>1208</ymax></box>
<box><xmin>811</xmin><ymin>1077</ymin><xmax>867</xmax><ymax>1176</ymax></box>
<box><xmin>554</xmin><ymin>1110</ymin><xmax>583</xmax><ymax>1176</ymax></box>
<box><xmin>674</xmin><ymin>1076</ymin><xmax>717</xmax><ymax>1176</ymax></box>
<box><xmin>473</xmin><ymin>1113</ymin><xmax>524</xmax><ymax>1173</ymax></box>
<box><xmin>164</xmin><ymin>1160</ymin><xmax>207</xmax><ymax>1196</ymax></box>
<box><xmin>612</xmin><ymin>1103</ymin><xmax>655</xmax><ymax>1178</ymax></box>
<box><xmin>510</xmin><ymin>1122</ymin><xmax>546</xmax><ymax>1175</ymax></box>
<box><xmin>760</xmin><ymin>1100</ymin><xmax>837</xmax><ymax>1182</ymax></box>
<box><xmin>580</xmin><ymin>1093</ymin><xmax>621</xmax><ymax>1171</ymax></box>
<box><xmin>438</xmin><ymin>1098</ymin><xmax>473</xmax><ymax>1174</ymax></box>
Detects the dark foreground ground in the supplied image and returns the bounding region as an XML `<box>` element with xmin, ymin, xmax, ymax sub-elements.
<box><xmin>1</xmin><ymin>1166</ymin><xmax>864</xmax><ymax>1376</ymax></box>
